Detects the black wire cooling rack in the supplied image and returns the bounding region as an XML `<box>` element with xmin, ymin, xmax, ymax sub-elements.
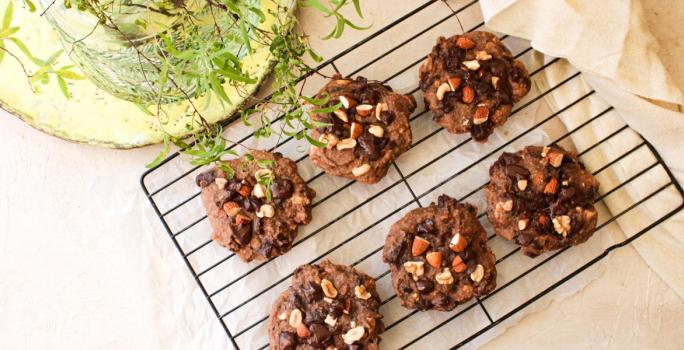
<box><xmin>141</xmin><ymin>0</ymin><xmax>684</xmax><ymax>348</ymax></box>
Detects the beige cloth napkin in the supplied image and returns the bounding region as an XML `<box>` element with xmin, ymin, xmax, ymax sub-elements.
<box><xmin>480</xmin><ymin>0</ymin><xmax>684</xmax><ymax>298</ymax></box>
<box><xmin>481</xmin><ymin>0</ymin><xmax>684</xmax><ymax>105</ymax></box>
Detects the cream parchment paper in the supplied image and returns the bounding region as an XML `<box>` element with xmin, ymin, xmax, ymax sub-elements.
<box><xmin>131</xmin><ymin>0</ymin><xmax>684</xmax><ymax>347</ymax></box>
<box><xmin>2</xmin><ymin>1</ymin><xmax>682</xmax><ymax>349</ymax></box>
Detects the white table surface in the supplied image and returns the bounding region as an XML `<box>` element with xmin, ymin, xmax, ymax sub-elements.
<box><xmin>1</xmin><ymin>1</ymin><xmax>683</xmax><ymax>349</ymax></box>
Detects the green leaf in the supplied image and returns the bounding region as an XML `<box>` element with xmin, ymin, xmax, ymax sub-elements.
<box><xmin>56</xmin><ymin>76</ymin><xmax>69</xmax><ymax>99</ymax></box>
<box><xmin>238</xmin><ymin>17</ymin><xmax>252</xmax><ymax>53</ymax></box>
<box><xmin>2</xmin><ymin>2</ymin><xmax>13</xmax><ymax>30</ymax></box>
<box><xmin>209</xmin><ymin>71</ymin><xmax>231</xmax><ymax>103</ymax></box>
<box><xmin>352</xmin><ymin>0</ymin><xmax>363</xmax><ymax>18</ymax></box>
<box><xmin>305</xmin><ymin>133</ymin><xmax>327</xmax><ymax>148</ymax></box>
<box><xmin>7</xmin><ymin>38</ymin><xmax>42</xmax><ymax>65</ymax></box>
<box><xmin>300</xmin><ymin>93</ymin><xmax>330</xmax><ymax>106</ymax></box>
<box><xmin>217</xmin><ymin>66</ymin><xmax>256</xmax><ymax>84</ymax></box>
<box><xmin>303</xmin><ymin>0</ymin><xmax>332</xmax><ymax>15</ymax></box>
<box><xmin>134</xmin><ymin>18</ymin><xmax>147</xmax><ymax>29</ymax></box>
<box><xmin>217</xmin><ymin>161</ymin><xmax>235</xmax><ymax>179</ymax></box>
<box><xmin>44</xmin><ymin>49</ymin><xmax>63</xmax><ymax>67</ymax></box>
<box><xmin>57</xmin><ymin>69</ymin><xmax>84</xmax><ymax>80</ymax></box>
<box><xmin>0</xmin><ymin>26</ymin><xmax>18</xmax><ymax>38</ymax></box>
<box><xmin>247</xmin><ymin>6</ymin><xmax>266</xmax><ymax>23</ymax></box>
<box><xmin>23</xmin><ymin>0</ymin><xmax>36</xmax><ymax>12</ymax></box>
<box><xmin>257</xmin><ymin>159</ymin><xmax>275</xmax><ymax>169</ymax></box>
<box><xmin>146</xmin><ymin>134</ymin><xmax>171</xmax><ymax>168</ymax></box>
<box><xmin>311</xmin><ymin>101</ymin><xmax>342</xmax><ymax>114</ymax></box>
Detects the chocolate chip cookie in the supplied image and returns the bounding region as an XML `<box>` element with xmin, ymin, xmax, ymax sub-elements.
<box><xmin>196</xmin><ymin>151</ymin><xmax>316</xmax><ymax>262</ymax></box>
<box><xmin>309</xmin><ymin>75</ymin><xmax>417</xmax><ymax>184</ymax></box>
<box><xmin>419</xmin><ymin>31</ymin><xmax>531</xmax><ymax>141</ymax></box>
<box><xmin>382</xmin><ymin>195</ymin><xmax>497</xmax><ymax>311</ymax></box>
<box><xmin>485</xmin><ymin>145</ymin><xmax>600</xmax><ymax>257</ymax></box>
<box><xmin>268</xmin><ymin>260</ymin><xmax>384</xmax><ymax>350</ymax></box>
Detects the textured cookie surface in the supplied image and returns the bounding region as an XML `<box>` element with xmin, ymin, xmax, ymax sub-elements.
<box><xmin>197</xmin><ymin>151</ymin><xmax>315</xmax><ymax>262</ymax></box>
<box><xmin>419</xmin><ymin>31</ymin><xmax>531</xmax><ymax>141</ymax></box>
<box><xmin>268</xmin><ymin>260</ymin><xmax>384</xmax><ymax>350</ymax></box>
<box><xmin>485</xmin><ymin>145</ymin><xmax>600</xmax><ymax>257</ymax></box>
<box><xmin>383</xmin><ymin>195</ymin><xmax>496</xmax><ymax>311</ymax></box>
<box><xmin>309</xmin><ymin>75</ymin><xmax>416</xmax><ymax>184</ymax></box>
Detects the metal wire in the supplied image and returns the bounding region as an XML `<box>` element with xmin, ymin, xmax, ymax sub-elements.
<box><xmin>140</xmin><ymin>1</ymin><xmax>684</xmax><ymax>349</ymax></box>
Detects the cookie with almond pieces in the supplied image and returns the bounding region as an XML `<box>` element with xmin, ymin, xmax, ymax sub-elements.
<box><xmin>309</xmin><ymin>75</ymin><xmax>416</xmax><ymax>184</ymax></box>
<box><xmin>383</xmin><ymin>195</ymin><xmax>497</xmax><ymax>311</ymax></box>
<box><xmin>196</xmin><ymin>151</ymin><xmax>315</xmax><ymax>262</ymax></box>
<box><xmin>419</xmin><ymin>31</ymin><xmax>531</xmax><ymax>141</ymax></box>
<box><xmin>485</xmin><ymin>145</ymin><xmax>600</xmax><ymax>257</ymax></box>
<box><xmin>268</xmin><ymin>260</ymin><xmax>384</xmax><ymax>349</ymax></box>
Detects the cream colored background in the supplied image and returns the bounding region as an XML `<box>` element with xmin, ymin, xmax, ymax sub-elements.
<box><xmin>1</xmin><ymin>1</ymin><xmax>683</xmax><ymax>349</ymax></box>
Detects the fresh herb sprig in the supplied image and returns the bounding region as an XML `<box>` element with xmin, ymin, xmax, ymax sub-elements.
<box><xmin>1</xmin><ymin>2</ymin><xmax>83</xmax><ymax>97</ymax></box>
<box><xmin>8</xmin><ymin>0</ymin><xmax>368</xmax><ymax>175</ymax></box>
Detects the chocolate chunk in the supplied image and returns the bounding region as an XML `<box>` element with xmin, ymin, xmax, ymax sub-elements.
<box><xmin>302</xmin><ymin>281</ymin><xmax>323</xmax><ymax>303</ymax></box>
<box><xmin>357</xmin><ymin>131</ymin><xmax>381</xmax><ymax>161</ymax></box>
<box><xmin>379</xmin><ymin>110</ymin><xmax>395</xmax><ymax>124</ymax></box>
<box><xmin>195</xmin><ymin>171</ymin><xmax>216</xmax><ymax>187</ymax></box>
<box><xmin>271</xmin><ymin>178</ymin><xmax>294</xmax><ymax>199</ymax></box>
<box><xmin>309</xmin><ymin>323</ymin><xmax>332</xmax><ymax>346</ymax></box>
<box><xmin>242</xmin><ymin>197</ymin><xmax>260</xmax><ymax>212</ymax></box>
<box><xmin>416</xmin><ymin>219</ymin><xmax>435</xmax><ymax>234</ymax></box>
<box><xmin>227</xmin><ymin>179</ymin><xmax>243</xmax><ymax>192</ymax></box>
<box><xmin>233</xmin><ymin>223</ymin><xmax>252</xmax><ymax>246</ymax></box>
<box><xmin>416</xmin><ymin>279</ymin><xmax>434</xmax><ymax>294</ymax></box>
<box><xmin>304</xmin><ymin>305</ymin><xmax>326</xmax><ymax>324</ymax></box>
<box><xmin>278</xmin><ymin>332</ymin><xmax>297</xmax><ymax>350</ymax></box>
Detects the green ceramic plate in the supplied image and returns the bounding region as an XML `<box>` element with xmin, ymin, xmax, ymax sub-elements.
<box><xmin>0</xmin><ymin>0</ymin><xmax>293</xmax><ymax>149</ymax></box>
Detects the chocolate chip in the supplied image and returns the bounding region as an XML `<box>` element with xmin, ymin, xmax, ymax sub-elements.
<box><xmin>416</xmin><ymin>219</ymin><xmax>435</xmax><ymax>234</ymax></box>
<box><xmin>475</xmin><ymin>80</ymin><xmax>492</xmax><ymax>97</ymax></box>
<box><xmin>233</xmin><ymin>223</ymin><xmax>252</xmax><ymax>245</ymax></box>
<box><xmin>302</xmin><ymin>282</ymin><xmax>323</xmax><ymax>303</ymax></box>
<box><xmin>458</xmin><ymin>250</ymin><xmax>470</xmax><ymax>261</ymax></box>
<box><xmin>415</xmin><ymin>279</ymin><xmax>434</xmax><ymax>294</ymax></box>
<box><xmin>445</xmin><ymin>45</ymin><xmax>465</xmax><ymax>73</ymax></box>
<box><xmin>278</xmin><ymin>332</ymin><xmax>297</xmax><ymax>350</ymax></box>
<box><xmin>383</xmin><ymin>238</ymin><xmax>405</xmax><ymax>263</ymax></box>
<box><xmin>228</xmin><ymin>179</ymin><xmax>243</xmax><ymax>192</ymax></box>
<box><xmin>471</xmin><ymin>123</ymin><xmax>492</xmax><ymax>141</ymax></box>
<box><xmin>309</xmin><ymin>323</ymin><xmax>332</xmax><ymax>346</ymax></box>
<box><xmin>348</xmin><ymin>345</ymin><xmax>362</xmax><ymax>350</ymax></box>
<box><xmin>271</xmin><ymin>178</ymin><xmax>294</xmax><ymax>199</ymax></box>
<box><xmin>437</xmin><ymin>194</ymin><xmax>450</xmax><ymax>208</ymax></box>
<box><xmin>380</xmin><ymin>110</ymin><xmax>395</xmax><ymax>124</ymax></box>
<box><xmin>242</xmin><ymin>197</ymin><xmax>260</xmax><ymax>212</ymax></box>
<box><xmin>225</xmin><ymin>189</ymin><xmax>238</xmax><ymax>201</ymax></box>
<box><xmin>195</xmin><ymin>172</ymin><xmax>215</xmax><ymax>187</ymax></box>
<box><xmin>358</xmin><ymin>131</ymin><xmax>380</xmax><ymax>161</ymax></box>
<box><xmin>328</xmin><ymin>299</ymin><xmax>344</xmax><ymax>318</ymax></box>
<box><xmin>304</xmin><ymin>305</ymin><xmax>326</xmax><ymax>324</ymax></box>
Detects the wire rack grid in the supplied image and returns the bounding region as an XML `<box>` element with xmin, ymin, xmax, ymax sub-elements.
<box><xmin>141</xmin><ymin>0</ymin><xmax>684</xmax><ymax>349</ymax></box>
